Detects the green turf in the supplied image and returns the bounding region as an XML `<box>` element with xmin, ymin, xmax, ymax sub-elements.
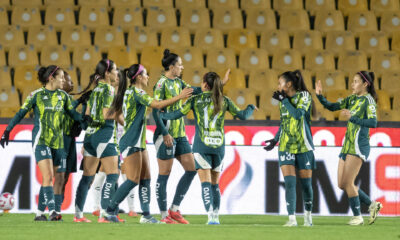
<box><xmin>0</xmin><ymin>213</ymin><xmax>399</xmax><ymax>240</ymax></box>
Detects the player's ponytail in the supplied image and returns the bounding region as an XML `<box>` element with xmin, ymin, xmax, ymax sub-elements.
<box><xmin>204</xmin><ymin>72</ymin><xmax>223</xmax><ymax>116</ymax></box>
<box><xmin>79</xmin><ymin>59</ymin><xmax>115</xmax><ymax>94</ymax></box>
<box><xmin>109</xmin><ymin>69</ymin><xmax>128</xmax><ymax>117</ymax></box>
<box><xmin>358</xmin><ymin>71</ymin><xmax>378</xmax><ymax>103</ymax></box>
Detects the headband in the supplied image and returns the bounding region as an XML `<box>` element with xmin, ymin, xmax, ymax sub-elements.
<box><xmin>48</xmin><ymin>66</ymin><xmax>59</xmax><ymax>80</ymax></box>
<box><xmin>358</xmin><ymin>72</ymin><xmax>371</xmax><ymax>86</ymax></box>
<box><xmin>132</xmin><ymin>64</ymin><xmax>144</xmax><ymax>80</ymax></box>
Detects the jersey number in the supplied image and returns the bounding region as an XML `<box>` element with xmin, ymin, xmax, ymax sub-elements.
<box><xmin>203</xmin><ymin>106</ymin><xmax>218</xmax><ymax>129</ymax></box>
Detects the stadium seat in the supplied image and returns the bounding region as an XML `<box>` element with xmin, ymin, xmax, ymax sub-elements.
<box><xmin>379</xmin><ymin>109</ymin><xmax>400</xmax><ymax>122</ymax></box>
<box><xmin>359</xmin><ymin>31</ymin><xmax>389</xmax><ymax>56</ymax></box>
<box><xmin>72</xmin><ymin>46</ymin><xmax>102</xmax><ymax>69</ymax></box>
<box><xmin>140</xmin><ymin>46</ymin><xmax>163</xmax><ymax>71</ymax></box>
<box><xmin>278</xmin><ymin>10</ymin><xmax>310</xmax><ymax>34</ymax></box>
<box><xmin>273</xmin><ymin>0</ymin><xmax>303</xmax><ymax>10</ymax></box>
<box><xmin>175</xmin><ymin>0</ymin><xmax>206</xmax><ymax>9</ymax></box>
<box><xmin>304</xmin><ymin>50</ymin><xmax>335</xmax><ymax>71</ymax></box>
<box><xmin>259</xmin><ymin>30</ymin><xmax>290</xmax><ymax>55</ymax></box>
<box><xmin>347</xmin><ymin>11</ymin><xmax>378</xmax><ymax>36</ymax></box>
<box><xmin>94</xmin><ymin>26</ymin><xmax>125</xmax><ymax>51</ymax></box>
<box><xmin>205</xmin><ymin>48</ymin><xmax>236</xmax><ymax>70</ymax></box>
<box><xmin>44</xmin><ymin>5</ymin><xmax>76</xmax><ymax>30</ymax></box>
<box><xmin>248</xmin><ymin>69</ymin><xmax>278</xmax><ymax>91</ymax></box>
<box><xmin>110</xmin><ymin>0</ymin><xmax>140</xmax><ymax>7</ymax></box>
<box><xmin>392</xmin><ymin>31</ymin><xmax>400</xmax><ymax>56</ymax></box>
<box><xmin>0</xmin><ymin>67</ymin><xmax>12</xmax><ymax>88</ymax></box>
<box><xmin>238</xmin><ymin>48</ymin><xmax>269</xmax><ymax>74</ymax></box>
<box><xmin>78</xmin><ymin>66</ymin><xmax>94</xmax><ymax>90</ymax></box>
<box><xmin>271</xmin><ymin>49</ymin><xmax>302</xmax><ymax>72</ymax></box>
<box><xmin>160</xmin><ymin>27</ymin><xmax>191</xmax><ymax>49</ymax></box>
<box><xmin>27</xmin><ymin>26</ymin><xmax>58</xmax><ymax>51</ymax></box>
<box><xmin>78</xmin><ymin>6</ymin><xmax>109</xmax><ymax>30</ymax></box>
<box><xmin>380</xmin><ymin>71</ymin><xmax>400</xmax><ymax>97</ymax></box>
<box><xmin>337</xmin><ymin>51</ymin><xmax>368</xmax><ymax>74</ymax></box>
<box><xmin>146</xmin><ymin>7</ymin><xmax>176</xmax><ymax>31</ymax></box>
<box><xmin>143</xmin><ymin>0</ymin><xmax>173</xmax><ymax>7</ymax></box>
<box><xmin>216</xmin><ymin>68</ymin><xmax>246</xmax><ymax>94</ymax></box>
<box><xmin>60</xmin><ymin>26</ymin><xmax>91</xmax><ymax>50</ymax></box>
<box><xmin>0</xmin><ymin>6</ymin><xmax>8</xmax><ymax>26</ymax></box>
<box><xmin>0</xmin><ymin>48</ymin><xmax>5</xmax><ymax>66</ymax></box>
<box><xmin>241</xmin><ymin>0</ymin><xmax>270</xmax><ymax>10</ymax></box>
<box><xmin>11</xmin><ymin>6</ymin><xmax>42</xmax><ymax>29</ymax></box>
<box><xmin>314</xmin><ymin>10</ymin><xmax>345</xmax><ymax>34</ymax></box>
<box><xmin>245</xmin><ymin>9</ymin><xmax>276</xmax><ymax>35</ymax></box>
<box><xmin>251</xmin><ymin>108</ymin><xmax>268</xmax><ymax>120</ymax></box>
<box><xmin>338</xmin><ymin>0</ymin><xmax>368</xmax><ymax>16</ymax></box>
<box><xmin>108</xmin><ymin>46</ymin><xmax>138</xmax><ymax>69</ymax></box>
<box><xmin>226</xmin><ymin>29</ymin><xmax>257</xmax><ymax>54</ymax></box>
<box><xmin>127</xmin><ymin>27</ymin><xmax>158</xmax><ymax>54</ymax></box>
<box><xmin>325</xmin><ymin>89</ymin><xmax>349</xmax><ymax>118</ymax></box>
<box><xmin>380</xmin><ymin>11</ymin><xmax>400</xmax><ymax>35</ymax></box>
<box><xmin>301</xmin><ymin>70</ymin><xmax>313</xmax><ymax>90</ymax></box>
<box><xmin>174</xmin><ymin>47</ymin><xmax>203</xmax><ymax>69</ymax></box>
<box><xmin>11</xmin><ymin>0</ymin><xmax>42</xmax><ymax>7</ymax></box>
<box><xmin>8</xmin><ymin>46</ymin><xmax>38</xmax><ymax>67</ymax></box>
<box><xmin>181</xmin><ymin>67</ymin><xmax>209</xmax><ymax>86</ymax></box>
<box><xmin>40</xmin><ymin>45</ymin><xmax>70</xmax><ymax>68</ymax></box>
<box><xmin>376</xmin><ymin>90</ymin><xmax>391</xmax><ymax>110</ymax></box>
<box><xmin>113</xmin><ymin>6</ymin><xmax>143</xmax><ymax>31</ymax></box>
<box><xmin>193</xmin><ymin>28</ymin><xmax>224</xmax><ymax>54</ymax></box>
<box><xmin>13</xmin><ymin>65</ymin><xmax>42</xmax><ymax>92</ymax></box>
<box><xmin>179</xmin><ymin>7</ymin><xmax>210</xmax><ymax>33</ymax></box>
<box><xmin>208</xmin><ymin>0</ymin><xmax>238</xmax><ymax>9</ymax></box>
<box><xmin>370</xmin><ymin>0</ymin><xmax>399</xmax><ymax>17</ymax></box>
<box><xmin>0</xmin><ymin>87</ymin><xmax>20</xmax><ymax>118</ymax></box>
<box><xmin>293</xmin><ymin>30</ymin><xmax>323</xmax><ymax>55</ymax></box>
<box><xmin>305</xmin><ymin>0</ymin><xmax>335</xmax><ymax>16</ymax></box>
<box><xmin>43</xmin><ymin>0</ymin><xmax>75</xmax><ymax>6</ymax></box>
<box><xmin>325</xmin><ymin>31</ymin><xmax>356</xmax><ymax>56</ymax></box>
<box><xmin>226</xmin><ymin>89</ymin><xmax>258</xmax><ymax>112</ymax></box>
<box><xmin>370</xmin><ymin>51</ymin><xmax>400</xmax><ymax>73</ymax></box>
<box><xmin>212</xmin><ymin>8</ymin><xmax>243</xmax><ymax>34</ymax></box>
<box><xmin>315</xmin><ymin>71</ymin><xmax>347</xmax><ymax>91</ymax></box>
<box><xmin>78</xmin><ymin>0</ymin><xmax>108</xmax><ymax>6</ymax></box>
<box><xmin>259</xmin><ymin>91</ymin><xmax>280</xmax><ymax>120</ymax></box>
<box><xmin>393</xmin><ymin>94</ymin><xmax>400</xmax><ymax>111</ymax></box>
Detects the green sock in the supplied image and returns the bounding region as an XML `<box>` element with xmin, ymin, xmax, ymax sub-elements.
<box><xmin>38</xmin><ymin>187</ymin><xmax>46</xmax><ymax>212</ymax></box>
<box><xmin>172</xmin><ymin>171</ymin><xmax>196</xmax><ymax>207</ymax></box>
<box><xmin>54</xmin><ymin>194</ymin><xmax>63</xmax><ymax>212</ymax></box>
<box><xmin>43</xmin><ymin>186</ymin><xmax>55</xmax><ymax>212</ymax></box>
<box><xmin>139</xmin><ymin>179</ymin><xmax>151</xmax><ymax>216</ymax></box>
<box><xmin>284</xmin><ymin>176</ymin><xmax>296</xmax><ymax>215</ymax></box>
<box><xmin>156</xmin><ymin>174</ymin><xmax>169</xmax><ymax>212</ymax></box>
<box><xmin>75</xmin><ymin>175</ymin><xmax>94</xmax><ymax>213</ymax></box>
<box><xmin>201</xmin><ymin>182</ymin><xmax>213</xmax><ymax>212</ymax></box>
<box><xmin>349</xmin><ymin>196</ymin><xmax>361</xmax><ymax>216</ymax></box>
<box><xmin>358</xmin><ymin>189</ymin><xmax>372</xmax><ymax>206</ymax></box>
<box><xmin>300</xmin><ymin>178</ymin><xmax>313</xmax><ymax>212</ymax></box>
<box><xmin>211</xmin><ymin>184</ymin><xmax>220</xmax><ymax>212</ymax></box>
<box><xmin>101</xmin><ymin>174</ymin><xmax>119</xmax><ymax>210</ymax></box>
<box><xmin>108</xmin><ymin>179</ymin><xmax>137</xmax><ymax>213</ymax></box>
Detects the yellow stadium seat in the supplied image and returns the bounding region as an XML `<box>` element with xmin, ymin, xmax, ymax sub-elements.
<box><xmin>44</xmin><ymin>5</ymin><xmax>76</xmax><ymax>30</ymax></box>
<box><xmin>226</xmin><ymin>89</ymin><xmax>258</xmax><ymax>111</ymax></box>
<box><xmin>380</xmin><ymin>71</ymin><xmax>400</xmax><ymax>97</ymax></box>
<box><xmin>381</xmin><ymin>11</ymin><xmax>400</xmax><ymax>35</ymax></box>
<box><xmin>72</xmin><ymin>46</ymin><xmax>102</xmax><ymax>69</ymax></box>
<box><xmin>193</xmin><ymin>28</ymin><xmax>224</xmax><ymax>54</ymax></box>
<box><xmin>127</xmin><ymin>27</ymin><xmax>158</xmax><ymax>54</ymax></box>
<box><xmin>272</xmin><ymin>49</ymin><xmax>302</xmax><ymax>72</ymax></box>
<box><xmin>143</xmin><ymin>0</ymin><xmax>173</xmax><ymax>7</ymax></box>
<box><xmin>376</xmin><ymin>90</ymin><xmax>391</xmax><ymax>111</ymax></box>
<box><xmin>325</xmin><ymin>89</ymin><xmax>349</xmax><ymax>118</ymax></box>
<box><xmin>314</xmin><ymin>10</ymin><xmax>345</xmax><ymax>34</ymax></box>
<box><xmin>392</xmin><ymin>31</ymin><xmax>400</xmax><ymax>56</ymax></box>
<box><xmin>371</xmin><ymin>0</ymin><xmax>400</xmax><ymax>17</ymax></box>
<box><xmin>248</xmin><ymin>69</ymin><xmax>278</xmax><ymax>91</ymax></box>
<box><xmin>146</xmin><ymin>7</ymin><xmax>176</xmax><ymax>31</ymax></box>
<box><xmin>113</xmin><ymin>6</ymin><xmax>143</xmax><ymax>31</ymax></box>
<box><xmin>370</xmin><ymin>51</ymin><xmax>400</xmax><ymax>73</ymax></box>
<box><xmin>259</xmin><ymin>91</ymin><xmax>280</xmax><ymax>119</ymax></box>
<box><xmin>259</xmin><ymin>30</ymin><xmax>290</xmax><ymax>55</ymax></box>
<box><xmin>217</xmin><ymin>68</ymin><xmax>246</xmax><ymax>94</ymax></box>
<box><xmin>0</xmin><ymin>6</ymin><xmax>8</xmax><ymax>26</ymax></box>
<box><xmin>8</xmin><ymin>46</ymin><xmax>38</xmax><ymax>67</ymax></box>
<box><xmin>338</xmin><ymin>0</ymin><xmax>368</xmax><ymax>16</ymax></box>
<box><xmin>379</xmin><ymin>109</ymin><xmax>400</xmax><ymax>122</ymax></box>
<box><xmin>238</xmin><ymin>49</ymin><xmax>269</xmax><ymax>74</ymax></box>
<box><xmin>179</xmin><ymin>7</ymin><xmax>210</xmax><ymax>33</ymax></box>
<box><xmin>27</xmin><ymin>26</ymin><xmax>58</xmax><ymax>51</ymax></box>
<box><xmin>304</xmin><ymin>50</ymin><xmax>335</xmax><ymax>71</ymax></box>
<box><xmin>108</xmin><ymin>46</ymin><xmax>138</xmax><ymax>69</ymax></box>
<box><xmin>11</xmin><ymin>6</ymin><xmax>41</xmax><ymax>29</ymax></box>
<box><xmin>241</xmin><ymin>0</ymin><xmax>270</xmax><ymax>9</ymax></box>
<box><xmin>13</xmin><ymin>65</ymin><xmax>42</xmax><ymax>92</ymax></box>
<box><xmin>78</xmin><ymin>66</ymin><xmax>94</xmax><ymax>90</ymax></box>
<box><xmin>393</xmin><ymin>94</ymin><xmax>400</xmax><ymax>110</ymax></box>
<box><xmin>40</xmin><ymin>46</ymin><xmax>70</xmax><ymax>68</ymax></box>
<box><xmin>325</xmin><ymin>31</ymin><xmax>356</xmax><ymax>56</ymax></box>
<box><xmin>305</xmin><ymin>0</ymin><xmax>335</xmax><ymax>16</ymax></box>
<box><xmin>174</xmin><ymin>47</ymin><xmax>203</xmax><ymax>69</ymax></box>
<box><xmin>94</xmin><ymin>26</ymin><xmax>125</xmax><ymax>51</ymax></box>
<box><xmin>160</xmin><ymin>27</ymin><xmax>191</xmax><ymax>49</ymax></box>
<box><xmin>181</xmin><ymin>67</ymin><xmax>209</xmax><ymax>87</ymax></box>
<box><xmin>43</xmin><ymin>0</ymin><xmax>75</xmax><ymax>6</ymax></box>
<box><xmin>175</xmin><ymin>0</ymin><xmax>206</xmax><ymax>9</ymax></box>
<box><xmin>273</xmin><ymin>0</ymin><xmax>303</xmax><ymax>10</ymax></box>
<box><xmin>301</xmin><ymin>70</ymin><xmax>313</xmax><ymax>90</ymax></box>
<box><xmin>359</xmin><ymin>31</ymin><xmax>389</xmax><ymax>56</ymax></box>
<box><xmin>79</xmin><ymin>6</ymin><xmax>109</xmax><ymax>30</ymax></box>
<box><xmin>250</xmin><ymin>108</ymin><xmax>268</xmax><ymax>120</ymax></box>
<box><xmin>226</xmin><ymin>29</ymin><xmax>257</xmax><ymax>54</ymax></box>
<box><xmin>0</xmin><ymin>48</ymin><xmax>5</xmax><ymax>66</ymax></box>
<box><xmin>78</xmin><ymin>0</ymin><xmax>108</xmax><ymax>6</ymax></box>
<box><xmin>347</xmin><ymin>11</ymin><xmax>377</xmax><ymax>36</ymax></box>
<box><xmin>0</xmin><ymin>68</ymin><xmax>12</xmax><ymax>88</ymax></box>
<box><xmin>278</xmin><ymin>10</ymin><xmax>309</xmax><ymax>34</ymax></box>
<box><xmin>0</xmin><ymin>87</ymin><xmax>20</xmax><ymax>118</ymax></box>
<box><xmin>110</xmin><ymin>0</ymin><xmax>140</xmax><ymax>7</ymax></box>
<box><xmin>293</xmin><ymin>30</ymin><xmax>323</xmax><ymax>55</ymax></box>
<box><xmin>315</xmin><ymin>71</ymin><xmax>347</xmax><ymax>91</ymax></box>
<box><xmin>60</xmin><ymin>26</ymin><xmax>91</xmax><ymax>50</ymax></box>
<box><xmin>205</xmin><ymin>48</ymin><xmax>236</xmax><ymax>70</ymax></box>
<box><xmin>212</xmin><ymin>8</ymin><xmax>243</xmax><ymax>34</ymax></box>
<box><xmin>208</xmin><ymin>0</ymin><xmax>238</xmax><ymax>9</ymax></box>
<box><xmin>11</xmin><ymin>0</ymin><xmax>42</xmax><ymax>7</ymax></box>
<box><xmin>338</xmin><ymin>51</ymin><xmax>368</xmax><ymax>74</ymax></box>
<box><xmin>140</xmin><ymin>46</ymin><xmax>163</xmax><ymax>71</ymax></box>
<box><xmin>245</xmin><ymin>9</ymin><xmax>276</xmax><ymax>34</ymax></box>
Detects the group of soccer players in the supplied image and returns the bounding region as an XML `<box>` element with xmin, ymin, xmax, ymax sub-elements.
<box><xmin>0</xmin><ymin>48</ymin><xmax>381</xmax><ymax>226</ymax></box>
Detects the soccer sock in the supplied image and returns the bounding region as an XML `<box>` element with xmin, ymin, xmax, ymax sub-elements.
<box><xmin>122</xmin><ymin>174</ymin><xmax>136</xmax><ymax>211</ymax></box>
<box><xmin>75</xmin><ymin>175</ymin><xmax>94</xmax><ymax>218</ymax></box>
<box><xmin>156</xmin><ymin>174</ymin><xmax>169</xmax><ymax>215</ymax></box>
<box><xmin>171</xmin><ymin>171</ymin><xmax>196</xmax><ymax>207</ymax></box>
<box><xmin>36</xmin><ymin>187</ymin><xmax>46</xmax><ymax>216</ymax></box>
<box><xmin>108</xmin><ymin>179</ymin><xmax>137</xmax><ymax>213</ymax></box>
<box><xmin>101</xmin><ymin>174</ymin><xmax>119</xmax><ymax>210</ymax></box>
<box><xmin>201</xmin><ymin>182</ymin><xmax>213</xmax><ymax>212</ymax></box>
<box><xmin>92</xmin><ymin>172</ymin><xmax>106</xmax><ymax>211</ymax></box>
<box><xmin>211</xmin><ymin>184</ymin><xmax>221</xmax><ymax>213</ymax></box>
<box><xmin>358</xmin><ymin>189</ymin><xmax>372</xmax><ymax>206</ymax></box>
<box><xmin>139</xmin><ymin>179</ymin><xmax>151</xmax><ymax>216</ymax></box>
<box><xmin>284</xmin><ymin>176</ymin><xmax>296</xmax><ymax>215</ymax></box>
<box><xmin>349</xmin><ymin>196</ymin><xmax>361</xmax><ymax>216</ymax></box>
<box><xmin>54</xmin><ymin>194</ymin><xmax>63</xmax><ymax>213</ymax></box>
<box><xmin>300</xmin><ymin>178</ymin><xmax>313</xmax><ymax>212</ymax></box>
<box><xmin>43</xmin><ymin>186</ymin><xmax>56</xmax><ymax>213</ymax></box>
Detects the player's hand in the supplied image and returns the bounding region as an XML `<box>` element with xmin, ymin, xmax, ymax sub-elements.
<box><xmin>263</xmin><ymin>139</ymin><xmax>277</xmax><ymax>151</ymax></box>
<box><xmin>83</xmin><ymin>115</ymin><xmax>93</xmax><ymax>124</ymax></box>
<box><xmin>272</xmin><ymin>91</ymin><xmax>286</xmax><ymax>102</ymax></box>
<box><xmin>163</xmin><ymin>134</ymin><xmax>174</xmax><ymax>147</ymax></box>
<box><xmin>0</xmin><ymin>130</ymin><xmax>10</xmax><ymax>148</ymax></box>
<box><xmin>77</xmin><ymin>90</ymin><xmax>93</xmax><ymax>104</ymax></box>
<box><xmin>178</xmin><ymin>88</ymin><xmax>193</xmax><ymax>99</ymax></box>
<box><xmin>222</xmin><ymin>69</ymin><xmax>231</xmax><ymax>85</ymax></box>
<box><xmin>315</xmin><ymin>80</ymin><xmax>323</xmax><ymax>95</ymax></box>
<box><xmin>340</xmin><ymin>109</ymin><xmax>352</xmax><ymax>121</ymax></box>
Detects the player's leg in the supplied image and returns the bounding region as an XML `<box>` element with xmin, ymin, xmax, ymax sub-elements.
<box><xmin>198</xmin><ymin>169</ymin><xmax>213</xmax><ymax>224</ymax></box>
<box><xmin>99</xmin><ymin>155</ymin><xmax>119</xmax><ymax>221</ymax></box>
<box><xmin>37</xmin><ymin>158</ymin><xmax>58</xmax><ymax>220</ymax></box>
<box><xmin>279</xmin><ymin>151</ymin><xmax>297</xmax><ymax>227</ymax></box>
<box><xmin>121</xmin><ymin>162</ymin><xmax>137</xmax><ymax>217</ymax></box>
<box><xmin>53</xmin><ymin>149</ymin><xmax>66</xmax><ymax>215</ymax></box>
<box><xmin>211</xmin><ymin>170</ymin><xmax>221</xmax><ymax>225</ymax></box>
<box><xmin>297</xmin><ymin>151</ymin><xmax>315</xmax><ymax>227</ymax></box>
<box><xmin>91</xmin><ymin>164</ymin><xmax>106</xmax><ymax>216</ymax></box>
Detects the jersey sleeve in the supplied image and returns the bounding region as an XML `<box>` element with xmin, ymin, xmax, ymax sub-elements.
<box><xmin>180</xmin><ymin>96</ymin><xmax>194</xmax><ymax>115</ymax></box>
<box><xmin>6</xmin><ymin>91</ymin><xmax>36</xmax><ymax>131</ymax></box>
<box><xmin>226</xmin><ymin>97</ymin><xmax>255</xmax><ymax>120</ymax></box>
<box><xmin>281</xmin><ymin>91</ymin><xmax>311</xmax><ymax>120</ymax></box>
<box><xmin>135</xmin><ymin>91</ymin><xmax>154</xmax><ymax>107</ymax></box>
<box><xmin>153</xmin><ymin>80</ymin><xmax>166</xmax><ymax>101</ymax></box>
<box><xmin>160</xmin><ymin>97</ymin><xmax>193</xmax><ymax>120</ymax></box>
<box><xmin>317</xmin><ymin>94</ymin><xmax>348</xmax><ymax>111</ymax></box>
<box><xmin>181</xmin><ymin>79</ymin><xmax>202</xmax><ymax>95</ymax></box>
<box><xmin>63</xmin><ymin>92</ymin><xmax>83</xmax><ymax>122</ymax></box>
<box><xmin>349</xmin><ymin>98</ymin><xmax>377</xmax><ymax>128</ymax></box>
<box><xmin>103</xmin><ymin>85</ymin><xmax>115</xmax><ymax>108</ymax></box>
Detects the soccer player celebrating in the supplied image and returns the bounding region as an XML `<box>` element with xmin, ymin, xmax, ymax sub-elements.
<box><xmin>263</xmin><ymin>70</ymin><xmax>316</xmax><ymax>227</ymax></box>
<box><xmin>104</xmin><ymin>64</ymin><xmax>193</xmax><ymax>223</ymax></box>
<box><xmin>0</xmin><ymin>65</ymin><xmax>88</xmax><ymax>221</ymax></box>
<box><xmin>316</xmin><ymin>71</ymin><xmax>382</xmax><ymax>225</ymax></box>
<box><xmin>160</xmin><ymin>71</ymin><xmax>255</xmax><ymax>224</ymax></box>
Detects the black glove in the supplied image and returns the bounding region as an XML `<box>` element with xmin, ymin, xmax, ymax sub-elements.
<box><xmin>272</xmin><ymin>91</ymin><xmax>286</xmax><ymax>102</ymax></box>
<box><xmin>77</xmin><ymin>90</ymin><xmax>92</xmax><ymax>104</ymax></box>
<box><xmin>263</xmin><ymin>139</ymin><xmax>278</xmax><ymax>151</ymax></box>
<box><xmin>0</xmin><ymin>130</ymin><xmax>10</xmax><ymax>148</ymax></box>
<box><xmin>70</xmin><ymin>121</ymin><xmax>83</xmax><ymax>137</ymax></box>
<box><xmin>80</xmin><ymin>115</ymin><xmax>93</xmax><ymax>130</ymax></box>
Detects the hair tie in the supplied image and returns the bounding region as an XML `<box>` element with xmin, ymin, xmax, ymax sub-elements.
<box><xmin>131</xmin><ymin>64</ymin><xmax>144</xmax><ymax>80</ymax></box>
<box><xmin>106</xmin><ymin>59</ymin><xmax>110</xmax><ymax>72</ymax></box>
<box><xmin>47</xmin><ymin>66</ymin><xmax>59</xmax><ymax>80</ymax></box>
<box><xmin>358</xmin><ymin>72</ymin><xmax>371</xmax><ymax>86</ymax></box>
<box><xmin>94</xmin><ymin>74</ymin><xmax>101</xmax><ymax>81</ymax></box>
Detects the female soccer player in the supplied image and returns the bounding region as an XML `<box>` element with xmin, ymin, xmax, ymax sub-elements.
<box><xmin>316</xmin><ymin>71</ymin><xmax>382</xmax><ymax>225</ymax></box>
<box><xmin>104</xmin><ymin>64</ymin><xmax>193</xmax><ymax>223</ymax></box>
<box><xmin>74</xmin><ymin>59</ymin><xmax>120</xmax><ymax>223</ymax></box>
<box><xmin>263</xmin><ymin>70</ymin><xmax>316</xmax><ymax>227</ymax></box>
<box><xmin>0</xmin><ymin>65</ymin><xmax>87</xmax><ymax>221</ymax></box>
<box><xmin>160</xmin><ymin>71</ymin><xmax>255</xmax><ymax>224</ymax></box>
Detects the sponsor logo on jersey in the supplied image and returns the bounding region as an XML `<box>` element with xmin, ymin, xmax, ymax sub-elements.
<box><xmin>43</xmin><ymin>96</ymin><xmax>48</xmax><ymax>100</ymax></box>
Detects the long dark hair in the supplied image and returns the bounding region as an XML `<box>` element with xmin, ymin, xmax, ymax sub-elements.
<box><xmin>37</xmin><ymin>65</ymin><xmax>61</xmax><ymax>86</ymax></box>
<box><xmin>280</xmin><ymin>70</ymin><xmax>317</xmax><ymax>118</ymax></box>
<box><xmin>357</xmin><ymin>71</ymin><xmax>378</xmax><ymax>103</ymax></box>
<box><xmin>162</xmin><ymin>49</ymin><xmax>179</xmax><ymax>71</ymax></box>
<box><xmin>203</xmin><ymin>72</ymin><xmax>223</xmax><ymax>116</ymax></box>
<box><xmin>79</xmin><ymin>59</ymin><xmax>115</xmax><ymax>94</ymax></box>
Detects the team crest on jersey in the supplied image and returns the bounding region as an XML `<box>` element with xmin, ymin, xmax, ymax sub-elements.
<box><xmin>41</xmin><ymin>150</ymin><xmax>47</xmax><ymax>156</ymax></box>
<box><xmin>43</xmin><ymin>96</ymin><xmax>48</xmax><ymax>100</ymax></box>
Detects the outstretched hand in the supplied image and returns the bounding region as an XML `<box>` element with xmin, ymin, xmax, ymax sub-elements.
<box><xmin>263</xmin><ymin>139</ymin><xmax>277</xmax><ymax>151</ymax></box>
<box><xmin>315</xmin><ymin>80</ymin><xmax>323</xmax><ymax>95</ymax></box>
<box><xmin>222</xmin><ymin>68</ymin><xmax>231</xmax><ymax>85</ymax></box>
<box><xmin>0</xmin><ymin>130</ymin><xmax>10</xmax><ymax>148</ymax></box>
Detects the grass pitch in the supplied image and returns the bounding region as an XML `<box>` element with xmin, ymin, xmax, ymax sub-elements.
<box><xmin>0</xmin><ymin>213</ymin><xmax>399</xmax><ymax>240</ymax></box>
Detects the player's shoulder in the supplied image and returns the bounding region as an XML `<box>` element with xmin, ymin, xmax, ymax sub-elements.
<box><xmin>28</xmin><ymin>87</ymin><xmax>45</xmax><ymax>99</ymax></box>
<box><xmin>155</xmin><ymin>75</ymin><xmax>168</xmax><ymax>88</ymax></box>
<box><xmin>362</xmin><ymin>93</ymin><xmax>376</xmax><ymax>105</ymax></box>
